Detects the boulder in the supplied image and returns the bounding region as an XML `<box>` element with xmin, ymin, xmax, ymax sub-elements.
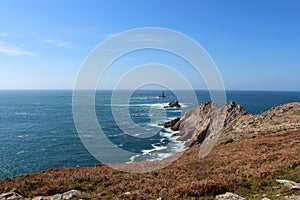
<box><xmin>276</xmin><ymin>179</ymin><xmax>300</xmax><ymax>190</ymax></box>
<box><xmin>215</xmin><ymin>192</ymin><xmax>246</xmax><ymax>200</ymax></box>
<box><xmin>0</xmin><ymin>188</ymin><xmax>23</xmax><ymax>200</ymax></box>
<box><xmin>164</xmin><ymin>100</ymin><xmax>181</xmax><ymax>108</ymax></box>
<box><xmin>32</xmin><ymin>190</ymin><xmax>82</xmax><ymax>200</ymax></box>
<box><xmin>285</xmin><ymin>195</ymin><xmax>300</xmax><ymax>200</ymax></box>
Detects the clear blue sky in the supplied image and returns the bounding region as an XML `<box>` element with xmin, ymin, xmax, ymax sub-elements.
<box><xmin>0</xmin><ymin>0</ymin><xmax>299</xmax><ymax>90</ymax></box>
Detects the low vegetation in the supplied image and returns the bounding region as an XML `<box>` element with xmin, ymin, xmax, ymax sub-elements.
<box><xmin>1</xmin><ymin>130</ymin><xmax>300</xmax><ymax>199</ymax></box>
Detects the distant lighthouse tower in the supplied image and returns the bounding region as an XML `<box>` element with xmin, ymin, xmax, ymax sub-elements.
<box><xmin>158</xmin><ymin>91</ymin><xmax>166</xmax><ymax>98</ymax></box>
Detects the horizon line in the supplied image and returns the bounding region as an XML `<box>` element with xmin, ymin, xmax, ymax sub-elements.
<box><xmin>0</xmin><ymin>89</ymin><xmax>299</xmax><ymax>92</ymax></box>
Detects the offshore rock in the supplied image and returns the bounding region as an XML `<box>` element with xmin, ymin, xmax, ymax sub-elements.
<box><xmin>164</xmin><ymin>100</ymin><xmax>181</xmax><ymax>108</ymax></box>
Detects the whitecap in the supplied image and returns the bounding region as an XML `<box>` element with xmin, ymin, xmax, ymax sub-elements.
<box><xmin>14</xmin><ymin>112</ymin><xmax>27</xmax><ymax>115</ymax></box>
<box><xmin>151</xmin><ymin>144</ymin><xmax>167</xmax><ymax>151</ymax></box>
<box><xmin>17</xmin><ymin>151</ymin><xmax>25</xmax><ymax>155</ymax></box>
<box><xmin>159</xmin><ymin>129</ymin><xmax>173</xmax><ymax>138</ymax></box>
<box><xmin>141</xmin><ymin>148</ymin><xmax>156</xmax><ymax>155</ymax></box>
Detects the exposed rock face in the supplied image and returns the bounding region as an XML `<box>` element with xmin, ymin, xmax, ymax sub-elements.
<box><xmin>165</xmin><ymin>101</ymin><xmax>300</xmax><ymax>147</ymax></box>
<box><xmin>0</xmin><ymin>188</ymin><xmax>23</xmax><ymax>200</ymax></box>
<box><xmin>170</xmin><ymin>101</ymin><xmax>248</xmax><ymax>147</ymax></box>
<box><xmin>221</xmin><ymin>102</ymin><xmax>300</xmax><ymax>144</ymax></box>
<box><xmin>276</xmin><ymin>179</ymin><xmax>300</xmax><ymax>190</ymax></box>
<box><xmin>163</xmin><ymin>117</ymin><xmax>180</xmax><ymax>129</ymax></box>
<box><xmin>0</xmin><ymin>189</ymin><xmax>82</xmax><ymax>200</ymax></box>
<box><xmin>215</xmin><ymin>192</ymin><xmax>246</xmax><ymax>200</ymax></box>
<box><xmin>164</xmin><ymin>100</ymin><xmax>181</xmax><ymax>108</ymax></box>
<box><xmin>32</xmin><ymin>190</ymin><xmax>82</xmax><ymax>200</ymax></box>
<box><xmin>285</xmin><ymin>195</ymin><xmax>300</xmax><ymax>200</ymax></box>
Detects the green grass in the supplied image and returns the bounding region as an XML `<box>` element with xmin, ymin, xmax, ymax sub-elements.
<box><xmin>235</xmin><ymin>166</ymin><xmax>300</xmax><ymax>199</ymax></box>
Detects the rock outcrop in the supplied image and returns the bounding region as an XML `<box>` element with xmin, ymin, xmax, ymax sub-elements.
<box><xmin>221</xmin><ymin>102</ymin><xmax>300</xmax><ymax>143</ymax></box>
<box><xmin>276</xmin><ymin>179</ymin><xmax>300</xmax><ymax>190</ymax></box>
<box><xmin>163</xmin><ymin>117</ymin><xmax>180</xmax><ymax>129</ymax></box>
<box><xmin>167</xmin><ymin>101</ymin><xmax>248</xmax><ymax>147</ymax></box>
<box><xmin>0</xmin><ymin>188</ymin><xmax>23</xmax><ymax>200</ymax></box>
<box><xmin>164</xmin><ymin>101</ymin><xmax>300</xmax><ymax>147</ymax></box>
<box><xmin>164</xmin><ymin>100</ymin><xmax>181</xmax><ymax>108</ymax></box>
<box><xmin>215</xmin><ymin>192</ymin><xmax>246</xmax><ymax>200</ymax></box>
<box><xmin>0</xmin><ymin>189</ymin><xmax>82</xmax><ymax>200</ymax></box>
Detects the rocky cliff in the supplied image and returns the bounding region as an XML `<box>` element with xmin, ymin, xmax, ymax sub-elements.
<box><xmin>1</xmin><ymin>102</ymin><xmax>300</xmax><ymax>199</ymax></box>
<box><xmin>164</xmin><ymin>101</ymin><xmax>300</xmax><ymax>147</ymax></box>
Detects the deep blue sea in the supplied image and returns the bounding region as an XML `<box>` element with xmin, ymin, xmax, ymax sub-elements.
<box><xmin>1</xmin><ymin>90</ymin><xmax>300</xmax><ymax>180</ymax></box>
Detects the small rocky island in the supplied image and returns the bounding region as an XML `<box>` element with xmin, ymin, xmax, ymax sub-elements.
<box><xmin>164</xmin><ymin>100</ymin><xmax>181</xmax><ymax>108</ymax></box>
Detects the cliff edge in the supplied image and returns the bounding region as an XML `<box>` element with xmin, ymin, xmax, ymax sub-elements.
<box><xmin>164</xmin><ymin>101</ymin><xmax>300</xmax><ymax>146</ymax></box>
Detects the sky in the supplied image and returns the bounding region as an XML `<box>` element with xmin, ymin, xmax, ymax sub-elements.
<box><xmin>0</xmin><ymin>0</ymin><xmax>299</xmax><ymax>90</ymax></box>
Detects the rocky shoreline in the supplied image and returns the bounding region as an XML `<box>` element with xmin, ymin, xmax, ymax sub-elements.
<box><xmin>164</xmin><ymin>101</ymin><xmax>300</xmax><ymax>147</ymax></box>
<box><xmin>1</xmin><ymin>101</ymin><xmax>300</xmax><ymax>199</ymax></box>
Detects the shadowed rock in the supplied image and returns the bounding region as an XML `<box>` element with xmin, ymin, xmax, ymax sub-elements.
<box><xmin>163</xmin><ymin>117</ymin><xmax>180</xmax><ymax>129</ymax></box>
<box><xmin>164</xmin><ymin>101</ymin><xmax>249</xmax><ymax>147</ymax></box>
<box><xmin>164</xmin><ymin>101</ymin><xmax>300</xmax><ymax>147</ymax></box>
<box><xmin>164</xmin><ymin>100</ymin><xmax>181</xmax><ymax>108</ymax></box>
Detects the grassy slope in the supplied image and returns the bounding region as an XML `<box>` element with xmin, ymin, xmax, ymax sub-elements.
<box><xmin>0</xmin><ymin>130</ymin><xmax>300</xmax><ymax>199</ymax></box>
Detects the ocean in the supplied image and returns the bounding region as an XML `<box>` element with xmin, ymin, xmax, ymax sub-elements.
<box><xmin>1</xmin><ymin>90</ymin><xmax>300</xmax><ymax>180</ymax></box>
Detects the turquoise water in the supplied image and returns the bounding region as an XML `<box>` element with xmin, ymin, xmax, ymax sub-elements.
<box><xmin>0</xmin><ymin>90</ymin><xmax>300</xmax><ymax>179</ymax></box>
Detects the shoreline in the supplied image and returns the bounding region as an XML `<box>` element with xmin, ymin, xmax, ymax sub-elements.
<box><xmin>0</xmin><ymin>101</ymin><xmax>299</xmax><ymax>199</ymax></box>
<box><xmin>1</xmin><ymin>130</ymin><xmax>300</xmax><ymax>199</ymax></box>
<box><xmin>2</xmin><ymin>101</ymin><xmax>300</xmax><ymax>179</ymax></box>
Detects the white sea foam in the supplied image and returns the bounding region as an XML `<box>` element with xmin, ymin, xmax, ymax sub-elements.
<box><xmin>159</xmin><ymin>128</ymin><xmax>173</xmax><ymax>137</ymax></box>
<box><xmin>127</xmin><ymin>154</ymin><xmax>140</xmax><ymax>163</ymax></box>
<box><xmin>108</xmin><ymin>103</ymin><xmax>167</xmax><ymax>107</ymax></box>
<box><xmin>148</xmin><ymin>123</ymin><xmax>164</xmax><ymax>128</ymax></box>
<box><xmin>152</xmin><ymin>144</ymin><xmax>167</xmax><ymax>151</ymax></box>
<box><xmin>14</xmin><ymin>112</ymin><xmax>27</xmax><ymax>115</ymax></box>
<box><xmin>138</xmin><ymin>127</ymin><xmax>186</xmax><ymax>162</ymax></box>
<box><xmin>131</xmin><ymin>96</ymin><xmax>149</xmax><ymax>100</ymax></box>
<box><xmin>167</xmin><ymin>109</ymin><xmax>182</xmax><ymax>113</ymax></box>
<box><xmin>141</xmin><ymin>148</ymin><xmax>156</xmax><ymax>155</ymax></box>
<box><xmin>17</xmin><ymin>150</ymin><xmax>25</xmax><ymax>155</ymax></box>
<box><xmin>17</xmin><ymin>134</ymin><xmax>35</xmax><ymax>139</ymax></box>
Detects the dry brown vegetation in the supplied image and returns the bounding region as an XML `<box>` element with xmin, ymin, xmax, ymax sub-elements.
<box><xmin>1</xmin><ymin>130</ymin><xmax>300</xmax><ymax>199</ymax></box>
